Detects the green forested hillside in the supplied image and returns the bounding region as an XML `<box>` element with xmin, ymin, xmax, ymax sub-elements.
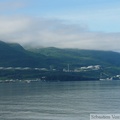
<box><xmin>0</xmin><ymin>41</ymin><xmax>47</xmax><ymax>67</ymax></box>
<box><xmin>28</xmin><ymin>47</ymin><xmax>120</xmax><ymax>68</ymax></box>
<box><xmin>0</xmin><ymin>40</ymin><xmax>120</xmax><ymax>69</ymax></box>
<box><xmin>0</xmin><ymin>41</ymin><xmax>120</xmax><ymax>80</ymax></box>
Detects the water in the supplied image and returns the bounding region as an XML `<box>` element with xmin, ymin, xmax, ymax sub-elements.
<box><xmin>0</xmin><ymin>81</ymin><xmax>120</xmax><ymax>120</ymax></box>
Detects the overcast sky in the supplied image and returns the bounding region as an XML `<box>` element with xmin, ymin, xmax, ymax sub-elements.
<box><xmin>0</xmin><ymin>0</ymin><xmax>120</xmax><ymax>51</ymax></box>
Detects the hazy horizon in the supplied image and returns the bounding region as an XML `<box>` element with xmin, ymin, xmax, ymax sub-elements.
<box><xmin>0</xmin><ymin>0</ymin><xmax>120</xmax><ymax>51</ymax></box>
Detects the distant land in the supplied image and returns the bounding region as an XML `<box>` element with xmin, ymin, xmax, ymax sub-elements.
<box><xmin>0</xmin><ymin>40</ymin><xmax>120</xmax><ymax>82</ymax></box>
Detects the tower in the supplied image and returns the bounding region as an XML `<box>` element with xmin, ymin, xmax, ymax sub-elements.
<box><xmin>68</xmin><ymin>64</ymin><xmax>70</xmax><ymax>72</ymax></box>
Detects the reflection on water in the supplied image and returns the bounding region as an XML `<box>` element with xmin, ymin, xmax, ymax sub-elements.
<box><xmin>0</xmin><ymin>81</ymin><xmax>120</xmax><ymax>120</ymax></box>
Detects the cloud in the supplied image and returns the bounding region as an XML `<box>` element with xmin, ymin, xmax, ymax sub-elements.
<box><xmin>0</xmin><ymin>16</ymin><xmax>120</xmax><ymax>51</ymax></box>
<box><xmin>0</xmin><ymin>17</ymin><xmax>30</xmax><ymax>34</ymax></box>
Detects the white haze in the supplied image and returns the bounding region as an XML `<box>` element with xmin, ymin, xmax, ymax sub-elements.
<box><xmin>0</xmin><ymin>16</ymin><xmax>120</xmax><ymax>51</ymax></box>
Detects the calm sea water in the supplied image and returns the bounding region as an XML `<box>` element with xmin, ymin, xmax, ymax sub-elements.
<box><xmin>0</xmin><ymin>81</ymin><xmax>120</xmax><ymax>120</ymax></box>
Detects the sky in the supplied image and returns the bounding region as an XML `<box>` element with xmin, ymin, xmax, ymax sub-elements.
<box><xmin>0</xmin><ymin>0</ymin><xmax>120</xmax><ymax>51</ymax></box>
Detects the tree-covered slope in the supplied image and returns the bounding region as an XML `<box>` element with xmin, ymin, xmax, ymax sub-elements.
<box><xmin>0</xmin><ymin>40</ymin><xmax>120</xmax><ymax>69</ymax></box>
<box><xmin>0</xmin><ymin>41</ymin><xmax>48</xmax><ymax>67</ymax></box>
<box><xmin>28</xmin><ymin>47</ymin><xmax>120</xmax><ymax>68</ymax></box>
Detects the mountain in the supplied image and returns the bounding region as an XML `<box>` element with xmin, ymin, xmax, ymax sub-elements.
<box><xmin>0</xmin><ymin>41</ymin><xmax>46</xmax><ymax>67</ymax></box>
<box><xmin>1</xmin><ymin>40</ymin><xmax>120</xmax><ymax>80</ymax></box>
<box><xmin>8</xmin><ymin>43</ymin><xmax>25</xmax><ymax>52</ymax></box>
<box><xmin>0</xmin><ymin>40</ymin><xmax>120</xmax><ymax>69</ymax></box>
<box><xmin>28</xmin><ymin>47</ymin><xmax>120</xmax><ymax>68</ymax></box>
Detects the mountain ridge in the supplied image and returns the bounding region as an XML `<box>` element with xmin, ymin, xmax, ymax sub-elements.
<box><xmin>0</xmin><ymin>40</ymin><xmax>120</xmax><ymax>80</ymax></box>
<box><xmin>0</xmin><ymin>40</ymin><xmax>120</xmax><ymax>69</ymax></box>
